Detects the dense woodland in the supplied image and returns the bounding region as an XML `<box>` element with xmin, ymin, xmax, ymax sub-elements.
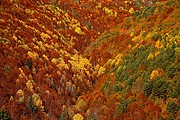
<box><xmin>0</xmin><ymin>0</ymin><xmax>180</xmax><ymax>119</ymax></box>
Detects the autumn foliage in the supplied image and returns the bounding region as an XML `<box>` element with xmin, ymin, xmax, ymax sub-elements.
<box><xmin>0</xmin><ymin>0</ymin><xmax>180</xmax><ymax>119</ymax></box>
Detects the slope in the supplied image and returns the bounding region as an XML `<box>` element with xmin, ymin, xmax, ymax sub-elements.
<box><xmin>0</xmin><ymin>0</ymin><xmax>180</xmax><ymax>120</ymax></box>
<box><xmin>82</xmin><ymin>0</ymin><xmax>180</xmax><ymax>119</ymax></box>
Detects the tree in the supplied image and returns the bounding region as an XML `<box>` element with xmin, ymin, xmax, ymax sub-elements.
<box><xmin>152</xmin><ymin>79</ymin><xmax>169</xmax><ymax>99</ymax></box>
<box><xmin>166</xmin><ymin>100</ymin><xmax>179</xmax><ymax>115</ymax></box>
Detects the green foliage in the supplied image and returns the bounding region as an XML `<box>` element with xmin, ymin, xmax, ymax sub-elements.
<box><xmin>58</xmin><ymin>105</ymin><xmax>68</xmax><ymax>120</ymax></box>
<box><xmin>28</xmin><ymin>95</ymin><xmax>37</xmax><ymax>112</ymax></box>
<box><xmin>165</xmin><ymin>0</ymin><xmax>176</xmax><ymax>6</ymax></box>
<box><xmin>25</xmin><ymin>59</ymin><xmax>33</xmax><ymax>71</ymax></box>
<box><xmin>115</xmin><ymin>96</ymin><xmax>135</xmax><ymax>116</ymax></box>
<box><xmin>0</xmin><ymin>38</ymin><xmax>5</xmax><ymax>42</ymax></box>
<box><xmin>142</xmin><ymin>31</ymin><xmax>147</xmax><ymax>37</ymax></box>
<box><xmin>87</xmin><ymin>113</ymin><xmax>98</xmax><ymax>120</ymax></box>
<box><xmin>151</xmin><ymin>79</ymin><xmax>170</xmax><ymax>99</ymax></box>
<box><xmin>126</xmin><ymin>75</ymin><xmax>135</xmax><ymax>87</ymax></box>
<box><xmin>153</xmin><ymin>43</ymin><xmax>176</xmax><ymax>70</ymax></box>
<box><xmin>170</xmin><ymin>84</ymin><xmax>180</xmax><ymax>99</ymax></box>
<box><xmin>143</xmin><ymin>6</ymin><xmax>156</xmax><ymax>18</ymax></box>
<box><xmin>4</xmin><ymin>65</ymin><xmax>11</xmax><ymax>73</ymax></box>
<box><xmin>0</xmin><ymin>109</ymin><xmax>10</xmax><ymax>120</ymax></box>
<box><xmin>101</xmin><ymin>80</ymin><xmax>109</xmax><ymax>90</ymax></box>
<box><xmin>144</xmin><ymin>82</ymin><xmax>154</xmax><ymax>97</ymax></box>
<box><xmin>115</xmin><ymin>98</ymin><xmax>129</xmax><ymax>115</ymax></box>
<box><xmin>152</xmin><ymin>33</ymin><xmax>162</xmax><ymax>41</ymax></box>
<box><xmin>144</xmin><ymin>78</ymin><xmax>171</xmax><ymax>99</ymax></box>
<box><xmin>167</xmin><ymin>113</ymin><xmax>175</xmax><ymax>120</ymax></box>
<box><xmin>83</xmin><ymin>21</ymin><xmax>91</xmax><ymax>29</ymax></box>
<box><xmin>95</xmin><ymin>30</ymin><xmax>119</xmax><ymax>47</ymax></box>
<box><xmin>166</xmin><ymin>101</ymin><xmax>179</xmax><ymax>115</ymax></box>
<box><xmin>110</xmin><ymin>82</ymin><xmax>124</xmax><ymax>92</ymax></box>
<box><xmin>126</xmin><ymin>17</ymin><xmax>130</xmax><ymax>23</ymax></box>
<box><xmin>132</xmin><ymin>6</ymin><xmax>156</xmax><ymax>18</ymax></box>
<box><xmin>1</xmin><ymin>0</ymin><xmax>180</xmax><ymax>119</ymax></box>
<box><xmin>158</xmin><ymin>5</ymin><xmax>163</xmax><ymax>12</ymax></box>
<box><xmin>167</xmin><ymin>64</ymin><xmax>176</xmax><ymax>78</ymax></box>
<box><xmin>58</xmin><ymin>111</ymin><xmax>68</xmax><ymax>120</ymax></box>
<box><xmin>115</xmin><ymin>45</ymin><xmax>150</xmax><ymax>85</ymax></box>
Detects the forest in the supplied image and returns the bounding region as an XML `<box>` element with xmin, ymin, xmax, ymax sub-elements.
<box><xmin>0</xmin><ymin>0</ymin><xmax>180</xmax><ymax>119</ymax></box>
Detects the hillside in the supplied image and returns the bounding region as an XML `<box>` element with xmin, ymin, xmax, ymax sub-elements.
<box><xmin>0</xmin><ymin>0</ymin><xmax>180</xmax><ymax>120</ymax></box>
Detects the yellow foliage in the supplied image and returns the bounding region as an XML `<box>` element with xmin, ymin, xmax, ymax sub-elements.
<box><xmin>54</xmin><ymin>43</ymin><xmax>59</xmax><ymax>48</ymax></box>
<box><xmin>94</xmin><ymin>64</ymin><xmax>100</xmax><ymax>71</ymax></box>
<box><xmin>145</xmin><ymin>32</ymin><xmax>154</xmax><ymax>40</ymax></box>
<box><xmin>32</xmin><ymin>93</ymin><xmax>44</xmax><ymax>111</ymax></box>
<box><xmin>68</xmin><ymin>54</ymin><xmax>91</xmax><ymax>72</ymax></box>
<box><xmin>132</xmin><ymin>35</ymin><xmax>144</xmax><ymax>43</ymax></box>
<box><xmin>105</xmin><ymin>59</ymin><xmax>112</xmax><ymax>67</ymax></box>
<box><xmin>129</xmin><ymin>7</ymin><xmax>134</xmax><ymax>14</ymax></box>
<box><xmin>155</xmin><ymin>40</ymin><xmax>163</xmax><ymax>49</ymax></box>
<box><xmin>150</xmin><ymin>70</ymin><xmax>159</xmax><ymax>80</ymax></box>
<box><xmin>42</xmin><ymin>54</ymin><xmax>49</xmax><ymax>60</ymax></box>
<box><xmin>19</xmin><ymin>96</ymin><xmax>25</xmax><ymax>103</ymax></box>
<box><xmin>97</xmin><ymin>66</ymin><xmax>106</xmax><ymax>77</ymax></box>
<box><xmin>18</xmin><ymin>68</ymin><xmax>27</xmax><ymax>79</ymax></box>
<box><xmin>103</xmin><ymin>7</ymin><xmax>113</xmax><ymax>15</ymax></box>
<box><xmin>74</xmin><ymin>27</ymin><xmax>85</xmax><ymax>35</ymax></box>
<box><xmin>112</xmin><ymin>53</ymin><xmax>124</xmax><ymax>66</ymax></box>
<box><xmin>27</xmin><ymin>51</ymin><xmax>39</xmax><ymax>59</ymax></box>
<box><xmin>17</xmin><ymin>89</ymin><xmax>24</xmax><ymax>97</ymax></box>
<box><xmin>64</xmin><ymin>13</ymin><xmax>70</xmax><ymax>22</ymax></box>
<box><xmin>76</xmin><ymin>98</ymin><xmax>87</xmax><ymax>111</ymax></box>
<box><xmin>46</xmin><ymin>30</ymin><xmax>53</xmax><ymax>36</ymax></box>
<box><xmin>51</xmin><ymin>58</ymin><xmax>58</xmax><ymax>64</ymax></box>
<box><xmin>73</xmin><ymin>113</ymin><xmax>83</xmax><ymax>120</ymax></box>
<box><xmin>25</xmin><ymin>8</ymin><xmax>34</xmax><ymax>14</ymax></box>
<box><xmin>34</xmin><ymin>45</ymin><xmax>40</xmax><ymax>50</ymax></box>
<box><xmin>26</xmin><ymin>80</ymin><xmax>34</xmax><ymax>92</ymax></box>
<box><xmin>155</xmin><ymin>51</ymin><xmax>160</xmax><ymax>57</ymax></box>
<box><xmin>19</xmin><ymin>44</ymin><xmax>31</xmax><ymax>50</ymax></box>
<box><xmin>10</xmin><ymin>96</ymin><xmax>13</xmax><ymax>101</ymax></box>
<box><xmin>69</xmin><ymin>18</ymin><xmax>84</xmax><ymax>35</ymax></box>
<box><xmin>130</xmin><ymin>31</ymin><xmax>135</xmax><ymax>37</ymax></box>
<box><xmin>96</xmin><ymin>2</ymin><xmax>102</xmax><ymax>8</ymax></box>
<box><xmin>147</xmin><ymin>52</ymin><xmax>154</xmax><ymax>60</ymax></box>
<box><xmin>35</xmin><ymin>100</ymin><xmax>41</xmax><ymax>107</ymax></box>
<box><xmin>103</xmin><ymin>7</ymin><xmax>117</xmax><ymax>16</ymax></box>
<box><xmin>40</xmin><ymin>32</ymin><xmax>51</xmax><ymax>42</ymax></box>
<box><xmin>44</xmin><ymin>43</ymin><xmax>53</xmax><ymax>49</ymax></box>
<box><xmin>36</xmin><ymin>41</ymin><xmax>46</xmax><ymax>51</ymax></box>
<box><xmin>114</xmin><ymin>11</ymin><xmax>118</xmax><ymax>17</ymax></box>
<box><xmin>52</xmin><ymin>58</ymin><xmax>69</xmax><ymax>70</ymax></box>
<box><xmin>46</xmin><ymin>90</ymin><xmax>50</xmax><ymax>95</ymax></box>
<box><xmin>154</xmin><ymin>7</ymin><xmax>159</xmax><ymax>14</ymax></box>
<box><xmin>57</xmin><ymin>63</ymin><xmax>69</xmax><ymax>70</ymax></box>
<box><xmin>57</xmin><ymin>21</ymin><xmax>61</xmax><ymax>25</ymax></box>
<box><xmin>52</xmin><ymin>34</ymin><xmax>58</xmax><ymax>39</ymax></box>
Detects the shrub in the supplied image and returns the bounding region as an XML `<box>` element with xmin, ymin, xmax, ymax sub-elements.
<box><xmin>166</xmin><ymin>100</ymin><xmax>179</xmax><ymax>115</ymax></box>
<box><xmin>152</xmin><ymin>33</ymin><xmax>162</xmax><ymax>41</ymax></box>
<box><xmin>167</xmin><ymin>65</ymin><xmax>176</xmax><ymax>78</ymax></box>
<box><xmin>0</xmin><ymin>109</ymin><xmax>10</xmax><ymax>120</ymax></box>
<box><xmin>28</xmin><ymin>95</ymin><xmax>38</xmax><ymax>112</ymax></box>
<box><xmin>151</xmin><ymin>79</ymin><xmax>169</xmax><ymax>99</ymax></box>
<box><xmin>170</xmin><ymin>84</ymin><xmax>180</xmax><ymax>99</ymax></box>
<box><xmin>25</xmin><ymin>59</ymin><xmax>33</xmax><ymax>71</ymax></box>
<box><xmin>115</xmin><ymin>98</ymin><xmax>129</xmax><ymax>115</ymax></box>
<box><xmin>167</xmin><ymin>113</ymin><xmax>175</xmax><ymax>120</ymax></box>
<box><xmin>144</xmin><ymin>82</ymin><xmax>153</xmax><ymax>97</ymax></box>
